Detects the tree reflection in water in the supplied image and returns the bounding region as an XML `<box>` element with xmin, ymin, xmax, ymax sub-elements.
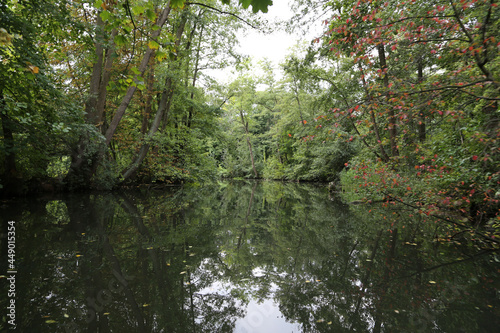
<box><xmin>1</xmin><ymin>181</ymin><xmax>498</xmax><ymax>332</ymax></box>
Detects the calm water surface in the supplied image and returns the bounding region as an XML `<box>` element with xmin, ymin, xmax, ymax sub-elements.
<box><xmin>0</xmin><ymin>181</ymin><xmax>499</xmax><ymax>332</ymax></box>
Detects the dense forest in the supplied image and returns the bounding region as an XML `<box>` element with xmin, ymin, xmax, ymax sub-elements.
<box><xmin>0</xmin><ymin>1</ymin><xmax>498</xmax><ymax>233</ymax></box>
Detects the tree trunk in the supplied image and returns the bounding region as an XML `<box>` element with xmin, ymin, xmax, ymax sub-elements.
<box><xmin>121</xmin><ymin>13</ymin><xmax>188</xmax><ymax>182</ymax></box>
<box><xmin>65</xmin><ymin>14</ymin><xmax>117</xmax><ymax>189</ymax></box>
<box><xmin>239</xmin><ymin>110</ymin><xmax>258</xmax><ymax>178</ymax></box>
<box><xmin>417</xmin><ymin>60</ymin><xmax>426</xmax><ymax>142</ymax></box>
<box><xmin>104</xmin><ymin>5</ymin><xmax>172</xmax><ymax>145</ymax></box>
<box><xmin>378</xmin><ymin>44</ymin><xmax>398</xmax><ymax>157</ymax></box>
<box><xmin>141</xmin><ymin>64</ymin><xmax>156</xmax><ymax>134</ymax></box>
<box><xmin>65</xmin><ymin>5</ymin><xmax>172</xmax><ymax>189</ymax></box>
<box><xmin>359</xmin><ymin>64</ymin><xmax>390</xmax><ymax>162</ymax></box>
<box><xmin>0</xmin><ymin>92</ymin><xmax>22</xmax><ymax>194</ymax></box>
<box><xmin>187</xmin><ymin>23</ymin><xmax>204</xmax><ymax>128</ymax></box>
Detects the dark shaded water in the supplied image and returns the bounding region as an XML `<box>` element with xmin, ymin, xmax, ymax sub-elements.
<box><xmin>1</xmin><ymin>181</ymin><xmax>499</xmax><ymax>332</ymax></box>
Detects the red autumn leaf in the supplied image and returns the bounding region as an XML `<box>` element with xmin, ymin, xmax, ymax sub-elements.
<box><xmin>472</xmin><ymin>155</ymin><xmax>478</xmax><ymax>161</ymax></box>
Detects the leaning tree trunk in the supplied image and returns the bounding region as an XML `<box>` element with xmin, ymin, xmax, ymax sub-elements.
<box><xmin>104</xmin><ymin>5</ymin><xmax>172</xmax><ymax>145</ymax></box>
<box><xmin>120</xmin><ymin>12</ymin><xmax>188</xmax><ymax>182</ymax></box>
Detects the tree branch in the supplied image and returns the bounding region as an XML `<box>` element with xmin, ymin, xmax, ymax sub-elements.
<box><xmin>188</xmin><ymin>2</ymin><xmax>259</xmax><ymax>30</ymax></box>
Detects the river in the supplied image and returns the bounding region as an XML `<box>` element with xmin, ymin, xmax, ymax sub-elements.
<box><xmin>0</xmin><ymin>180</ymin><xmax>498</xmax><ymax>332</ymax></box>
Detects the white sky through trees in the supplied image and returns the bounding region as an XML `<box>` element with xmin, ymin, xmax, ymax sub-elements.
<box><xmin>208</xmin><ymin>0</ymin><xmax>323</xmax><ymax>83</ymax></box>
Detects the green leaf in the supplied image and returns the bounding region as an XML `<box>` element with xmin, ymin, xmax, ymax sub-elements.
<box><xmin>100</xmin><ymin>10</ymin><xmax>111</xmax><ymax>21</ymax></box>
<box><xmin>155</xmin><ymin>50</ymin><xmax>167</xmax><ymax>61</ymax></box>
<box><xmin>239</xmin><ymin>0</ymin><xmax>272</xmax><ymax>13</ymax></box>
<box><xmin>114</xmin><ymin>35</ymin><xmax>127</xmax><ymax>46</ymax></box>
<box><xmin>122</xmin><ymin>25</ymin><xmax>132</xmax><ymax>34</ymax></box>
<box><xmin>146</xmin><ymin>9</ymin><xmax>157</xmax><ymax>22</ymax></box>
<box><xmin>170</xmin><ymin>0</ymin><xmax>185</xmax><ymax>9</ymax></box>
<box><xmin>148</xmin><ymin>40</ymin><xmax>159</xmax><ymax>50</ymax></box>
<box><xmin>94</xmin><ymin>0</ymin><xmax>103</xmax><ymax>9</ymax></box>
<box><xmin>131</xmin><ymin>67</ymin><xmax>141</xmax><ymax>75</ymax></box>
<box><xmin>131</xmin><ymin>5</ymin><xmax>145</xmax><ymax>16</ymax></box>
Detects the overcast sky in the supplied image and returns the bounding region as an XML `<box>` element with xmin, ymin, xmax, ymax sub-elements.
<box><xmin>207</xmin><ymin>0</ymin><xmax>324</xmax><ymax>83</ymax></box>
<box><xmin>237</xmin><ymin>0</ymin><xmax>296</xmax><ymax>64</ymax></box>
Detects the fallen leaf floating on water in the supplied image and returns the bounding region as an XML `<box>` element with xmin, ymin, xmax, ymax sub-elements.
<box><xmin>142</xmin><ymin>304</ymin><xmax>150</xmax><ymax>307</ymax></box>
<box><xmin>103</xmin><ymin>312</ymin><xmax>110</xmax><ymax>315</ymax></box>
<box><xmin>64</xmin><ymin>314</ymin><xmax>69</xmax><ymax>318</ymax></box>
<box><xmin>45</xmin><ymin>320</ymin><xmax>57</xmax><ymax>324</ymax></box>
<box><xmin>429</xmin><ymin>281</ymin><xmax>437</xmax><ymax>284</ymax></box>
<box><xmin>180</xmin><ymin>271</ymin><xmax>187</xmax><ymax>274</ymax></box>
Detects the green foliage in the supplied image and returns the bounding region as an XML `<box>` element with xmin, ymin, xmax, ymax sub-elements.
<box><xmin>307</xmin><ymin>0</ymin><xmax>500</xmax><ymax>226</ymax></box>
<box><xmin>262</xmin><ymin>155</ymin><xmax>285</xmax><ymax>179</ymax></box>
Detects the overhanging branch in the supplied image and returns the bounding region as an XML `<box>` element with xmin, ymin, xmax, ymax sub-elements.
<box><xmin>188</xmin><ymin>1</ymin><xmax>259</xmax><ymax>30</ymax></box>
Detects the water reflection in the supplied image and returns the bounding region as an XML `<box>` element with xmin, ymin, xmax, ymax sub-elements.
<box><xmin>0</xmin><ymin>181</ymin><xmax>498</xmax><ymax>332</ymax></box>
